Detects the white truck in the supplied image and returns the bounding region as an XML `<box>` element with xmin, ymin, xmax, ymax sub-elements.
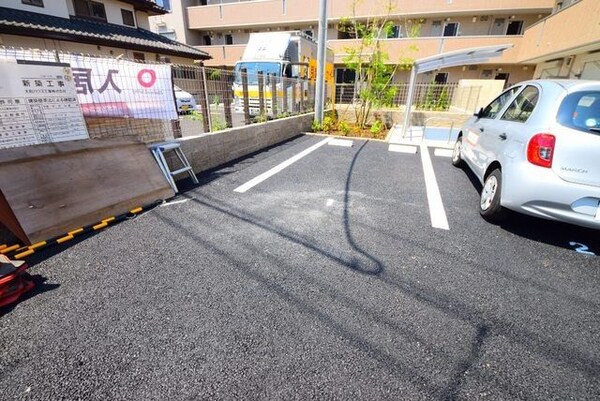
<box><xmin>233</xmin><ymin>31</ymin><xmax>334</xmax><ymax>116</ymax></box>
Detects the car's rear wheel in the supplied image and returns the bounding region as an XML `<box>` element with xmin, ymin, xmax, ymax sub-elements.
<box><xmin>479</xmin><ymin>168</ymin><xmax>507</xmax><ymax>222</ymax></box>
<box><xmin>451</xmin><ymin>136</ymin><xmax>463</xmax><ymax>167</ymax></box>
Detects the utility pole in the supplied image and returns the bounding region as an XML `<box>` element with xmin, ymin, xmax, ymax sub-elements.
<box><xmin>314</xmin><ymin>0</ymin><xmax>327</xmax><ymax>125</ymax></box>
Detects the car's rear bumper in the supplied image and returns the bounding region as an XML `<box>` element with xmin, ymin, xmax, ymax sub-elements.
<box><xmin>502</xmin><ymin>162</ymin><xmax>600</xmax><ymax>229</ymax></box>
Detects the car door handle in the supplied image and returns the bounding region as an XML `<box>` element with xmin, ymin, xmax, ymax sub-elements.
<box><xmin>498</xmin><ymin>133</ymin><xmax>507</xmax><ymax>140</ymax></box>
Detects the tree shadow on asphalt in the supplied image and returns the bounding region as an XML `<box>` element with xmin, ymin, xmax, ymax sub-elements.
<box><xmin>459</xmin><ymin>165</ymin><xmax>600</xmax><ymax>255</ymax></box>
<box><xmin>160</xmin><ymin>195</ymin><xmax>597</xmax><ymax>399</ymax></box>
<box><xmin>158</xmin><ymin>142</ymin><xmax>599</xmax><ymax>398</ymax></box>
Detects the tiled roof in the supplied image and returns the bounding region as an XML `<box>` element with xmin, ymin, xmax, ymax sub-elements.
<box><xmin>0</xmin><ymin>7</ymin><xmax>210</xmax><ymax>60</ymax></box>
<box><xmin>121</xmin><ymin>0</ymin><xmax>169</xmax><ymax>15</ymax></box>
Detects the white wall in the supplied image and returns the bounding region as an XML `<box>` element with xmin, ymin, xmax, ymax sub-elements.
<box><xmin>149</xmin><ymin>0</ymin><xmax>204</xmax><ymax>44</ymax></box>
<box><xmin>3</xmin><ymin>0</ymin><xmax>70</xmax><ymax>18</ymax></box>
<box><xmin>135</xmin><ymin>10</ymin><xmax>150</xmax><ymax>29</ymax></box>
<box><xmin>101</xmin><ymin>0</ymin><xmax>137</xmax><ymax>26</ymax></box>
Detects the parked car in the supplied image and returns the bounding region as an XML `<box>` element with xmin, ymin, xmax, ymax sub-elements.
<box><xmin>451</xmin><ymin>79</ymin><xmax>600</xmax><ymax>229</ymax></box>
<box><xmin>174</xmin><ymin>85</ymin><xmax>197</xmax><ymax>114</ymax></box>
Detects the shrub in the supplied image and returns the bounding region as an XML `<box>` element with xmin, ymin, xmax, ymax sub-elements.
<box><xmin>322</xmin><ymin>116</ymin><xmax>337</xmax><ymax>132</ymax></box>
<box><xmin>339</xmin><ymin>121</ymin><xmax>351</xmax><ymax>136</ymax></box>
<box><xmin>436</xmin><ymin>86</ymin><xmax>449</xmax><ymax>111</ymax></box>
<box><xmin>370</xmin><ymin>120</ymin><xmax>384</xmax><ymax>136</ymax></box>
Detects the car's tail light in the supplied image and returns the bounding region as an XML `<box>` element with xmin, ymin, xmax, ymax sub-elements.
<box><xmin>527</xmin><ymin>133</ymin><xmax>556</xmax><ymax>168</ymax></box>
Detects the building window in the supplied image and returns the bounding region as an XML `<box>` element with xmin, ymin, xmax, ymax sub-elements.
<box><xmin>490</xmin><ymin>18</ymin><xmax>506</xmax><ymax>35</ymax></box>
<box><xmin>495</xmin><ymin>72</ymin><xmax>510</xmax><ymax>83</ymax></box>
<box><xmin>506</xmin><ymin>20</ymin><xmax>523</xmax><ymax>35</ymax></box>
<box><xmin>121</xmin><ymin>9</ymin><xmax>135</xmax><ymax>27</ymax></box>
<box><xmin>21</xmin><ymin>0</ymin><xmax>44</xmax><ymax>7</ymax></box>
<box><xmin>431</xmin><ymin>21</ymin><xmax>443</xmax><ymax>36</ymax></box>
<box><xmin>282</xmin><ymin>0</ymin><xmax>286</xmax><ymax>15</ymax></box>
<box><xmin>443</xmin><ymin>22</ymin><xmax>459</xmax><ymax>37</ymax></box>
<box><xmin>73</xmin><ymin>0</ymin><xmax>107</xmax><ymax>22</ymax></box>
<box><xmin>203</xmin><ymin>35</ymin><xmax>212</xmax><ymax>46</ymax></box>
<box><xmin>225</xmin><ymin>34</ymin><xmax>233</xmax><ymax>45</ymax></box>
<box><xmin>157</xmin><ymin>0</ymin><xmax>171</xmax><ymax>11</ymax></box>
<box><xmin>156</xmin><ymin>54</ymin><xmax>171</xmax><ymax>63</ymax></box>
<box><xmin>304</xmin><ymin>30</ymin><xmax>313</xmax><ymax>38</ymax></box>
<box><xmin>133</xmin><ymin>52</ymin><xmax>145</xmax><ymax>61</ymax></box>
<box><xmin>434</xmin><ymin>72</ymin><xmax>448</xmax><ymax>84</ymax></box>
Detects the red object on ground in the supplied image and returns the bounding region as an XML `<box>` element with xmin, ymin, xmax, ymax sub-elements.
<box><xmin>0</xmin><ymin>256</ymin><xmax>34</xmax><ymax>308</ymax></box>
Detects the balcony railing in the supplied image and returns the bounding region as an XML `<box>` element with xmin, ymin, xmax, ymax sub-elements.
<box><xmin>196</xmin><ymin>35</ymin><xmax>523</xmax><ymax>67</ymax></box>
<box><xmin>518</xmin><ymin>0</ymin><xmax>599</xmax><ymax>62</ymax></box>
<box><xmin>195</xmin><ymin>44</ymin><xmax>246</xmax><ymax>66</ymax></box>
<box><xmin>187</xmin><ymin>0</ymin><xmax>554</xmax><ymax>30</ymax></box>
<box><xmin>329</xmin><ymin>36</ymin><xmax>524</xmax><ymax>65</ymax></box>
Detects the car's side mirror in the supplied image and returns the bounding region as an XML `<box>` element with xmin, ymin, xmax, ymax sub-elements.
<box><xmin>474</xmin><ymin>107</ymin><xmax>484</xmax><ymax>118</ymax></box>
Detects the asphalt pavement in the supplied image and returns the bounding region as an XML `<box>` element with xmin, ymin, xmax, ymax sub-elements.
<box><xmin>1</xmin><ymin>135</ymin><xmax>598</xmax><ymax>400</ymax></box>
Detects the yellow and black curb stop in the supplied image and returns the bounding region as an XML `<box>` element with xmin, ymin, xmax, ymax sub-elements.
<box><xmin>4</xmin><ymin>203</ymin><xmax>156</xmax><ymax>260</ymax></box>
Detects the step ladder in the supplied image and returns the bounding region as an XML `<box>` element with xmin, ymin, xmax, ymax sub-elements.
<box><xmin>149</xmin><ymin>141</ymin><xmax>199</xmax><ymax>193</ymax></box>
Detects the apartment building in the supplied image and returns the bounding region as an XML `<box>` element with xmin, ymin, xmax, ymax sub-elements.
<box><xmin>0</xmin><ymin>0</ymin><xmax>209</xmax><ymax>63</ymax></box>
<box><xmin>150</xmin><ymin>0</ymin><xmax>570</xmax><ymax>85</ymax></box>
<box><xmin>520</xmin><ymin>0</ymin><xmax>600</xmax><ymax>80</ymax></box>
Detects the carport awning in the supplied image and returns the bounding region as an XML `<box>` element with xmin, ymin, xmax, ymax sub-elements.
<box><xmin>414</xmin><ymin>44</ymin><xmax>513</xmax><ymax>73</ymax></box>
<box><xmin>402</xmin><ymin>44</ymin><xmax>513</xmax><ymax>137</ymax></box>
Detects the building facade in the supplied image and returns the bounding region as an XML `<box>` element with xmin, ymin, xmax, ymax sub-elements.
<box><xmin>519</xmin><ymin>0</ymin><xmax>600</xmax><ymax>80</ymax></box>
<box><xmin>151</xmin><ymin>0</ymin><xmax>600</xmax><ymax>84</ymax></box>
<box><xmin>0</xmin><ymin>0</ymin><xmax>209</xmax><ymax>63</ymax></box>
<box><xmin>151</xmin><ymin>0</ymin><xmax>574</xmax><ymax>86</ymax></box>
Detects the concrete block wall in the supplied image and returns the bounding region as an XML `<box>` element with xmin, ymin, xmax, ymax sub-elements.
<box><xmin>85</xmin><ymin>117</ymin><xmax>174</xmax><ymax>143</ymax></box>
<box><xmin>169</xmin><ymin>113</ymin><xmax>314</xmax><ymax>176</ymax></box>
<box><xmin>335</xmin><ymin>106</ymin><xmax>471</xmax><ymax>128</ymax></box>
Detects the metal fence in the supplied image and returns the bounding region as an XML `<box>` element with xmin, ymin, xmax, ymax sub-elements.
<box><xmin>173</xmin><ymin>65</ymin><xmax>325</xmax><ymax>137</ymax></box>
<box><xmin>0</xmin><ymin>46</ymin><xmax>324</xmax><ymax>142</ymax></box>
<box><xmin>335</xmin><ymin>82</ymin><xmax>481</xmax><ymax>113</ymax></box>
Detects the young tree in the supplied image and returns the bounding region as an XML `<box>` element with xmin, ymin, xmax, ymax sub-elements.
<box><xmin>340</xmin><ymin>0</ymin><xmax>420</xmax><ymax>129</ymax></box>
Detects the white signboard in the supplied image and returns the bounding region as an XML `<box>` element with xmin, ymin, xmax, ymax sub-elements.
<box><xmin>63</xmin><ymin>55</ymin><xmax>177</xmax><ymax>120</ymax></box>
<box><xmin>0</xmin><ymin>60</ymin><xmax>89</xmax><ymax>150</ymax></box>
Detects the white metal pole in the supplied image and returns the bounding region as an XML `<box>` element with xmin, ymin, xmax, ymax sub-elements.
<box><xmin>314</xmin><ymin>0</ymin><xmax>327</xmax><ymax>124</ymax></box>
<box><xmin>401</xmin><ymin>65</ymin><xmax>418</xmax><ymax>139</ymax></box>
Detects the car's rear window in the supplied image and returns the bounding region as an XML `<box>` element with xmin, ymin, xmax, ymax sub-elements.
<box><xmin>557</xmin><ymin>91</ymin><xmax>600</xmax><ymax>134</ymax></box>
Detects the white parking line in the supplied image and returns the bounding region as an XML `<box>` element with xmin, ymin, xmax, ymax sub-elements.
<box><xmin>420</xmin><ymin>143</ymin><xmax>450</xmax><ymax>230</ymax></box>
<box><xmin>389</xmin><ymin>144</ymin><xmax>418</xmax><ymax>154</ymax></box>
<box><xmin>329</xmin><ymin>138</ymin><xmax>353</xmax><ymax>147</ymax></box>
<box><xmin>234</xmin><ymin>137</ymin><xmax>332</xmax><ymax>193</ymax></box>
<box><xmin>160</xmin><ymin>199</ymin><xmax>190</xmax><ymax>207</ymax></box>
<box><xmin>434</xmin><ymin>148</ymin><xmax>454</xmax><ymax>158</ymax></box>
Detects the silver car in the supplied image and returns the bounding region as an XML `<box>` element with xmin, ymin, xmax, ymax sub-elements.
<box><xmin>452</xmin><ymin>79</ymin><xmax>600</xmax><ymax>230</ymax></box>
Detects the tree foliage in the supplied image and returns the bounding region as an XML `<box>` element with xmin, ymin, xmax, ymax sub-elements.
<box><xmin>340</xmin><ymin>0</ymin><xmax>420</xmax><ymax>129</ymax></box>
